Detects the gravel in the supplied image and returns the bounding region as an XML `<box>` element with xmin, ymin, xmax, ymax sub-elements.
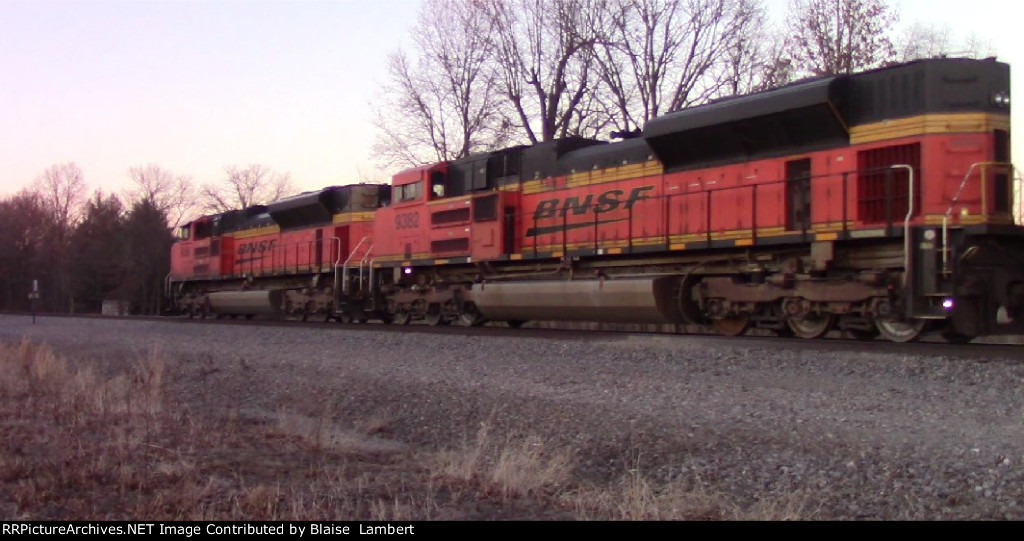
<box><xmin>3</xmin><ymin>314</ymin><xmax>1023</xmax><ymax>520</ymax></box>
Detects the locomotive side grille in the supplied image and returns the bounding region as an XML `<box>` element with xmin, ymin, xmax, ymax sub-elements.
<box><xmin>431</xmin><ymin>238</ymin><xmax>470</xmax><ymax>254</ymax></box>
<box><xmin>857</xmin><ymin>143</ymin><xmax>921</xmax><ymax>224</ymax></box>
<box><xmin>473</xmin><ymin>194</ymin><xmax>499</xmax><ymax>222</ymax></box>
<box><xmin>431</xmin><ymin>208</ymin><xmax>471</xmax><ymax>225</ymax></box>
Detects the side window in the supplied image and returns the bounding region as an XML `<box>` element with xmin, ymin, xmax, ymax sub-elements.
<box><xmin>399</xmin><ymin>181</ymin><xmax>422</xmax><ymax>202</ymax></box>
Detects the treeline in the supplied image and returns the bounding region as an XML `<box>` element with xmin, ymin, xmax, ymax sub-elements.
<box><xmin>0</xmin><ymin>163</ymin><xmax>292</xmax><ymax>315</ymax></box>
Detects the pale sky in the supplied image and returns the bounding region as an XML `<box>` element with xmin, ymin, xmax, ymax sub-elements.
<box><xmin>0</xmin><ymin>0</ymin><xmax>1019</xmax><ymax>199</ymax></box>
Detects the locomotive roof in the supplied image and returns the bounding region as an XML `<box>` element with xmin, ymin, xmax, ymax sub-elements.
<box><xmin>643</xmin><ymin>76</ymin><xmax>845</xmax><ymax>139</ymax></box>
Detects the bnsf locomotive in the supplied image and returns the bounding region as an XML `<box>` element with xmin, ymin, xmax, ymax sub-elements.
<box><xmin>169</xmin><ymin>57</ymin><xmax>1020</xmax><ymax>343</ymax></box>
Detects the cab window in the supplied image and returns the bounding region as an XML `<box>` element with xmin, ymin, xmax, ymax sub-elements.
<box><xmin>398</xmin><ymin>181</ymin><xmax>422</xmax><ymax>202</ymax></box>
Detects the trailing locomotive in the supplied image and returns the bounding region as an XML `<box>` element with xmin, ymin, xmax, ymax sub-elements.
<box><xmin>169</xmin><ymin>57</ymin><xmax>1020</xmax><ymax>343</ymax></box>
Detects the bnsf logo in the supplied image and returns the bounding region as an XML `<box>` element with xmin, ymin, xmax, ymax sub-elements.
<box><xmin>237</xmin><ymin>240</ymin><xmax>276</xmax><ymax>255</ymax></box>
<box><xmin>533</xmin><ymin>186</ymin><xmax>654</xmax><ymax>219</ymax></box>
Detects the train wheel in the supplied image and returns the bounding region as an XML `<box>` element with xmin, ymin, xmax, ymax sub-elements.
<box><xmin>507</xmin><ymin>320</ymin><xmax>527</xmax><ymax>328</ymax></box>
<box><xmin>424</xmin><ymin>306</ymin><xmax>446</xmax><ymax>326</ymax></box>
<box><xmin>786</xmin><ymin>314</ymin><xmax>834</xmax><ymax>340</ymax></box>
<box><xmin>712</xmin><ymin>315</ymin><xmax>749</xmax><ymax>337</ymax></box>
<box><xmin>337</xmin><ymin>312</ymin><xmax>353</xmax><ymax>324</ymax></box>
<box><xmin>875</xmin><ymin>318</ymin><xmax>927</xmax><ymax>343</ymax></box>
<box><xmin>457</xmin><ymin>304</ymin><xmax>487</xmax><ymax>327</ymax></box>
<box><xmin>392</xmin><ymin>311</ymin><xmax>411</xmax><ymax>325</ymax></box>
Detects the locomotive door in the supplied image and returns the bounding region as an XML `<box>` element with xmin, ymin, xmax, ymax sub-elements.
<box><xmin>786</xmin><ymin>159</ymin><xmax>811</xmax><ymax>232</ymax></box>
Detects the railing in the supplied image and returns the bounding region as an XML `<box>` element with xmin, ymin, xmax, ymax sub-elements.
<box><xmin>230</xmin><ymin>237</ymin><xmax>340</xmax><ymax>279</ymax></box>
<box><xmin>941</xmin><ymin>162</ymin><xmax>1014</xmax><ymax>273</ymax></box>
<box><xmin>526</xmin><ymin>167</ymin><xmax>898</xmax><ymax>255</ymax></box>
<box><xmin>341</xmin><ymin>237</ymin><xmax>372</xmax><ymax>295</ymax></box>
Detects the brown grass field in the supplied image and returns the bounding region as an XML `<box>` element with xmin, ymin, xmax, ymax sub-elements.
<box><xmin>0</xmin><ymin>338</ymin><xmax>803</xmax><ymax>521</ymax></box>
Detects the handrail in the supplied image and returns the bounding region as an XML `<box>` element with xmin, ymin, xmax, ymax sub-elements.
<box><xmin>359</xmin><ymin>244</ymin><xmax>374</xmax><ymax>290</ymax></box>
<box><xmin>330</xmin><ymin>236</ymin><xmax>342</xmax><ymax>298</ymax></box>
<box><xmin>890</xmin><ymin>164</ymin><xmax>915</xmax><ymax>286</ymax></box>
<box><xmin>342</xmin><ymin>237</ymin><xmax>370</xmax><ymax>294</ymax></box>
<box><xmin>941</xmin><ymin>162</ymin><xmax>1009</xmax><ymax>273</ymax></box>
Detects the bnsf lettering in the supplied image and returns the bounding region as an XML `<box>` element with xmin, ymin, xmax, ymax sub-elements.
<box><xmin>533</xmin><ymin>186</ymin><xmax>654</xmax><ymax>219</ymax></box>
<box><xmin>237</xmin><ymin>240</ymin><xmax>276</xmax><ymax>255</ymax></box>
<box><xmin>395</xmin><ymin>212</ymin><xmax>419</xmax><ymax>230</ymax></box>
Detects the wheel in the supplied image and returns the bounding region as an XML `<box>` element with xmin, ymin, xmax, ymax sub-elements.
<box><xmin>712</xmin><ymin>314</ymin><xmax>750</xmax><ymax>337</ymax></box>
<box><xmin>337</xmin><ymin>312</ymin><xmax>353</xmax><ymax>324</ymax></box>
<box><xmin>457</xmin><ymin>304</ymin><xmax>488</xmax><ymax>327</ymax></box>
<box><xmin>392</xmin><ymin>311</ymin><xmax>411</xmax><ymax>325</ymax></box>
<box><xmin>875</xmin><ymin>318</ymin><xmax>927</xmax><ymax>343</ymax></box>
<box><xmin>424</xmin><ymin>306</ymin><xmax>445</xmax><ymax>326</ymax></box>
<box><xmin>786</xmin><ymin>314</ymin><xmax>834</xmax><ymax>340</ymax></box>
<box><xmin>507</xmin><ymin>320</ymin><xmax>527</xmax><ymax>328</ymax></box>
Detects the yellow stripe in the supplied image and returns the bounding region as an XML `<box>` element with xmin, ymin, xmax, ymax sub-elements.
<box><xmin>427</xmin><ymin>195</ymin><xmax>474</xmax><ymax>206</ymax></box>
<box><xmin>231</xmin><ymin>225</ymin><xmax>280</xmax><ymax>239</ymax></box>
<box><xmin>332</xmin><ymin>211</ymin><xmax>376</xmax><ymax>224</ymax></box>
<box><xmin>850</xmin><ymin>112</ymin><xmax>1009</xmax><ymax>145</ymax></box>
<box><xmin>816</xmin><ymin>232</ymin><xmax>838</xmax><ymax>241</ymax></box>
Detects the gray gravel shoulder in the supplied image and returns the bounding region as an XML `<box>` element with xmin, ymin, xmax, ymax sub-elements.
<box><xmin>2</xmin><ymin>315</ymin><xmax>1023</xmax><ymax>519</ymax></box>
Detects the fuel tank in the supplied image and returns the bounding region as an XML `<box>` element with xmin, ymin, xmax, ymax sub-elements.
<box><xmin>207</xmin><ymin>290</ymin><xmax>284</xmax><ymax>316</ymax></box>
<box><xmin>469</xmin><ymin>277</ymin><xmax>685</xmax><ymax>324</ymax></box>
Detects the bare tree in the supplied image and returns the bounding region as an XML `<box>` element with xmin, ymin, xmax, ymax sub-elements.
<box><xmin>373</xmin><ymin>0</ymin><xmax>512</xmax><ymax>168</ymax></box>
<box><xmin>721</xmin><ymin>2</ymin><xmax>794</xmax><ymax>95</ymax></box>
<box><xmin>895</xmin><ymin>22</ymin><xmax>995</xmax><ymax>62</ymax></box>
<box><xmin>0</xmin><ymin>191</ymin><xmax>47</xmax><ymax>310</ymax></box>
<box><xmin>201</xmin><ymin>164</ymin><xmax>294</xmax><ymax>213</ymax></box>
<box><xmin>786</xmin><ymin>0</ymin><xmax>897</xmax><ymax>76</ymax></box>
<box><xmin>594</xmin><ymin>0</ymin><xmax>764</xmax><ymax>136</ymax></box>
<box><xmin>125</xmin><ymin>163</ymin><xmax>197</xmax><ymax>228</ymax></box>
<box><xmin>485</xmin><ymin>0</ymin><xmax>606</xmax><ymax>143</ymax></box>
<box><xmin>32</xmin><ymin>162</ymin><xmax>87</xmax><ymax>312</ymax></box>
<box><xmin>34</xmin><ymin>162</ymin><xmax>87</xmax><ymax>234</ymax></box>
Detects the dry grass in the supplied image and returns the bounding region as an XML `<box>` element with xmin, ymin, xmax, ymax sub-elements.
<box><xmin>0</xmin><ymin>338</ymin><xmax>801</xmax><ymax>520</ymax></box>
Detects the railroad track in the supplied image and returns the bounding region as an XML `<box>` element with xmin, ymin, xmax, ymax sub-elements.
<box><xmin>11</xmin><ymin>311</ymin><xmax>1024</xmax><ymax>363</ymax></box>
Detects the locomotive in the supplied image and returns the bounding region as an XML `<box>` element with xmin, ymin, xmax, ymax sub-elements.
<box><xmin>168</xmin><ymin>57</ymin><xmax>1020</xmax><ymax>343</ymax></box>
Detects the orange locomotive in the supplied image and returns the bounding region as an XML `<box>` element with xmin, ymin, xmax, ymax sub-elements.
<box><xmin>170</xmin><ymin>57</ymin><xmax>1019</xmax><ymax>342</ymax></box>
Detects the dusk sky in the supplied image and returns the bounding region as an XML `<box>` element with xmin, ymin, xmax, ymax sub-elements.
<box><xmin>0</xmin><ymin>0</ymin><xmax>1019</xmax><ymax>198</ymax></box>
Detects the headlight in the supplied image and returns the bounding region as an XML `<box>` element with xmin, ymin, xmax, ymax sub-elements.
<box><xmin>992</xmin><ymin>91</ymin><xmax>1010</xmax><ymax>108</ymax></box>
